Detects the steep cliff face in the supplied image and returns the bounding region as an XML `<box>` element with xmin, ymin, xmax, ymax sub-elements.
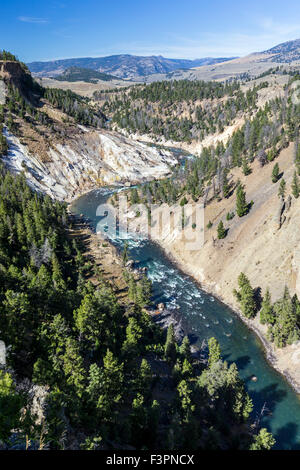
<box><xmin>0</xmin><ymin>61</ymin><xmax>28</xmax><ymax>85</ymax></box>
<box><xmin>0</xmin><ymin>60</ymin><xmax>41</xmax><ymax>103</ymax></box>
<box><xmin>2</xmin><ymin>127</ymin><xmax>176</xmax><ymax>201</ymax></box>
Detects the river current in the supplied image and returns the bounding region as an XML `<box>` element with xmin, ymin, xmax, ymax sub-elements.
<box><xmin>71</xmin><ymin>186</ymin><xmax>300</xmax><ymax>450</ymax></box>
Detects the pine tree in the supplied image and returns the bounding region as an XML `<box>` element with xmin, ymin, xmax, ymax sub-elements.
<box><xmin>260</xmin><ymin>289</ymin><xmax>275</xmax><ymax>325</ymax></box>
<box><xmin>89</xmin><ymin>349</ymin><xmax>124</xmax><ymax>416</ymax></box>
<box><xmin>181</xmin><ymin>358</ymin><xmax>193</xmax><ymax>379</ymax></box>
<box><xmin>177</xmin><ymin>380</ymin><xmax>195</xmax><ymax>419</ymax></box>
<box><xmin>164</xmin><ymin>324</ymin><xmax>177</xmax><ymax>363</ymax></box>
<box><xmin>179</xmin><ymin>336</ymin><xmax>192</xmax><ymax>362</ymax></box>
<box><xmin>180</xmin><ymin>196</ymin><xmax>188</xmax><ymax>206</ymax></box>
<box><xmin>136</xmin><ymin>275</ymin><xmax>152</xmax><ymax>307</ymax></box>
<box><xmin>234</xmin><ymin>273</ymin><xmax>256</xmax><ymax>319</ymax></box>
<box><xmin>128</xmin><ymin>275</ymin><xmax>137</xmax><ymax>303</ymax></box>
<box><xmin>236</xmin><ymin>183</ymin><xmax>248</xmax><ymax>217</ymax></box>
<box><xmin>217</xmin><ymin>220</ymin><xmax>227</xmax><ymax>239</ymax></box>
<box><xmin>130</xmin><ymin>393</ymin><xmax>147</xmax><ymax>445</ymax></box>
<box><xmin>272</xmin><ymin>163</ymin><xmax>280</xmax><ymax>183</ymax></box>
<box><xmin>148</xmin><ymin>400</ymin><xmax>160</xmax><ymax>444</ymax></box>
<box><xmin>0</xmin><ymin>132</ymin><xmax>8</xmax><ymax>156</ymax></box>
<box><xmin>250</xmin><ymin>428</ymin><xmax>276</xmax><ymax>450</ymax></box>
<box><xmin>130</xmin><ymin>188</ymin><xmax>140</xmax><ymax>205</ymax></box>
<box><xmin>137</xmin><ymin>359</ymin><xmax>152</xmax><ymax>395</ymax></box>
<box><xmin>0</xmin><ymin>371</ymin><xmax>24</xmax><ymax>443</ymax></box>
<box><xmin>267</xmin><ymin>147</ymin><xmax>276</xmax><ymax>162</ymax></box>
<box><xmin>292</xmin><ymin>171</ymin><xmax>300</xmax><ymax>198</ymax></box>
<box><xmin>51</xmin><ymin>254</ymin><xmax>66</xmax><ymax>290</ymax></box>
<box><xmin>268</xmin><ymin>287</ymin><xmax>299</xmax><ymax>348</ymax></box>
<box><xmin>208</xmin><ymin>337</ymin><xmax>221</xmax><ymax>367</ymax></box>
<box><xmin>124</xmin><ymin>316</ymin><xmax>143</xmax><ymax>351</ymax></box>
<box><xmin>222</xmin><ymin>168</ymin><xmax>230</xmax><ymax>198</ymax></box>
<box><xmin>242</xmin><ymin>157</ymin><xmax>251</xmax><ymax>176</ymax></box>
<box><xmin>295</xmin><ymin>142</ymin><xmax>300</xmax><ymax>176</ymax></box>
<box><xmin>226</xmin><ymin>362</ymin><xmax>253</xmax><ymax>422</ymax></box>
<box><xmin>122</xmin><ymin>241</ymin><xmax>129</xmax><ymax>266</ymax></box>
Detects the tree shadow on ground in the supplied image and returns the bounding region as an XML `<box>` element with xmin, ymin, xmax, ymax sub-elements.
<box><xmin>249</xmin><ymin>382</ymin><xmax>287</xmax><ymax>418</ymax></box>
<box><xmin>273</xmin><ymin>422</ymin><xmax>300</xmax><ymax>450</ymax></box>
<box><xmin>232</xmin><ymin>355</ymin><xmax>251</xmax><ymax>371</ymax></box>
<box><xmin>254</xmin><ymin>286</ymin><xmax>263</xmax><ymax>312</ymax></box>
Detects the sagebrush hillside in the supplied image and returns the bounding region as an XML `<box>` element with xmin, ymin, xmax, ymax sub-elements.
<box><xmin>263</xmin><ymin>39</ymin><xmax>300</xmax><ymax>63</ymax></box>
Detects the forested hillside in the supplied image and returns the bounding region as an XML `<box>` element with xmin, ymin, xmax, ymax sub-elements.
<box><xmin>122</xmin><ymin>75</ymin><xmax>299</xmax><ymax>204</ymax></box>
<box><xmin>0</xmin><ymin>166</ymin><xmax>274</xmax><ymax>450</ymax></box>
<box><xmin>97</xmin><ymin>79</ymin><xmax>269</xmax><ymax>143</ymax></box>
<box><xmin>43</xmin><ymin>87</ymin><xmax>106</xmax><ymax>127</ymax></box>
<box><xmin>53</xmin><ymin>66</ymin><xmax>117</xmax><ymax>83</ymax></box>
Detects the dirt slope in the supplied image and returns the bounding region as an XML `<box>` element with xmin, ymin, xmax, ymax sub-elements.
<box><xmin>155</xmin><ymin>143</ymin><xmax>300</xmax><ymax>389</ymax></box>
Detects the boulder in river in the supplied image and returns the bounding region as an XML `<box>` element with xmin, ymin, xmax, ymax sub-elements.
<box><xmin>125</xmin><ymin>260</ymin><xmax>135</xmax><ymax>269</ymax></box>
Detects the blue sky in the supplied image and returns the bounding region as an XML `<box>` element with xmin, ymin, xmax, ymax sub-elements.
<box><xmin>1</xmin><ymin>0</ymin><xmax>300</xmax><ymax>62</ymax></box>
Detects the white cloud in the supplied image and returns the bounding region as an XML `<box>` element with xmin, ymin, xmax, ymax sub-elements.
<box><xmin>18</xmin><ymin>16</ymin><xmax>49</xmax><ymax>24</ymax></box>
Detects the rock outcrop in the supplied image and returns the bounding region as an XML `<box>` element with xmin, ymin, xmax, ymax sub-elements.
<box><xmin>2</xmin><ymin>127</ymin><xmax>177</xmax><ymax>201</ymax></box>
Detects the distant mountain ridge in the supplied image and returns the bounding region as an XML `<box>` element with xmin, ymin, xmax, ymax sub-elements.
<box><xmin>262</xmin><ymin>38</ymin><xmax>300</xmax><ymax>63</ymax></box>
<box><xmin>27</xmin><ymin>54</ymin><xmax>237</xmax><ymax>80</ymax></box>
<box><xmin>140</xmin><ymin>38</ymin><xmax>300</xmax><ymax>83</ymax></box>
<box><xmin>27</xmin><ymin>39</ymin><xmax>300</xmax><ymax>82</ymax></box>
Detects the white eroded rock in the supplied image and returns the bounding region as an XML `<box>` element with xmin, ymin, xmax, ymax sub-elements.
<box><xmin>1</xmin><ymin>128</ymin><xmax>177</xmax><ymax>201</ymax></box>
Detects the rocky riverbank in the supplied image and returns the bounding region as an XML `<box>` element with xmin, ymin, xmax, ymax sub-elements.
<box><xmin>154</xmin><ymin>228</ymin><xmax>300</xmax><ymax>395</ymax></box>
<box><xmin>67</xmin><ymin>212</ymin><xmax>188</xmax><ymax>334</ymax></box>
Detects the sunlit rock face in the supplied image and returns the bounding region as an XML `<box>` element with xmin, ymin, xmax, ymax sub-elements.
<box><xmin>2</xmin><ymin>127</ymin><xmax>176</xmax><ymax>201</ymax></box>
